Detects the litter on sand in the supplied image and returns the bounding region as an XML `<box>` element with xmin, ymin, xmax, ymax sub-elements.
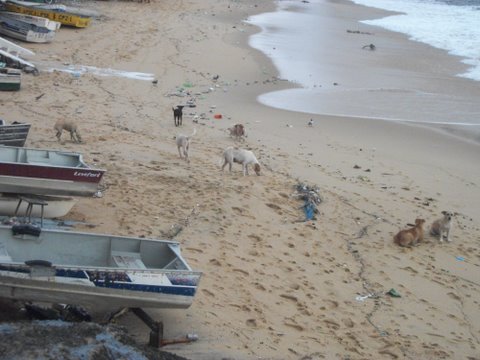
<box><xmin>386</xmin><ymin>288</ymin><xmax>401</xmax><ymax>298</ymax></box>
<box><xmin>293</xmin><ymin>183</ymin><xmax>322</xmax><ymax>221</ymax></box>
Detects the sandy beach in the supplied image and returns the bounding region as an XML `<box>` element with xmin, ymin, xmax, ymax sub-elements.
<box><xmin>1</xmin><ymin>0</ymin><xmax>479</xmax><ymax>359</ymax></box>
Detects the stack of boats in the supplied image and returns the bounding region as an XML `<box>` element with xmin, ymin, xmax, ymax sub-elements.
<box><xmin>0</xmin><ymin>0</ymin><xmax>97</xmax><ymax>87</ymax></box>
<box><xmin>0</xmin><ymin>0</ymin><xmax>201</xmax><ymax>325</ymax></box>
<box><xmin>0</xmin><ymin>123</ymin><xmax>106</xmax><ymax>217</ymax></box>
<box><xmin>1</xmin><ymin>0</ymin><xmax>95</xmax><ymax>34</ymax></box>
<box><xmin>0</xmin><ymin>0</ymin><xmax>96</xmax><ymax>44</ymax></box>
<box><xmin>0</xmin><ymin>124</ymin><xmax>202</xmax><ymax>312</ymax></box>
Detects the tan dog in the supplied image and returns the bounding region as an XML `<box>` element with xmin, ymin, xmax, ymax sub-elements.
<box><xmin>221</xmin><ymin>146</ymin><xmax>260</xmax><ymax>176</ymax></box>
<box><xmin>54</xmin><ymin>119</ymin><xmax>82</xmax><ymax>143</ymax></box>
<box><xmin>176</xmin><ymin>128</ymin><xmax>196</xmax><ymax>163</ymax></box>
<box><xmin>393</xmin><ymin>218</ymin><xmax>426</xmax><ymax>247</ymax></box>
<box><xmin>430</xmin><ymin>211</ymin><xmax>453</xmax><ymax>242</ymax></box>
<box><xmin>228</xmin><ymin>123</ymin><xmax>246</xmax><ymax>140</ymax></box>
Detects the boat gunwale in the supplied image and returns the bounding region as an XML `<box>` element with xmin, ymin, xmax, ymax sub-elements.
<box><xmin>0</xmin><ymin>145</ymin><xmax>107</xmax><ymax>172</ymax></box>
<box><xmin>0</xmin><ymin>261</ymin><xmax>203</xmax><ymax>277</ymax></box>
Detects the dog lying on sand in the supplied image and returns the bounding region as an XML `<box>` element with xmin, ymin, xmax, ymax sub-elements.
<box><xmin>430</xmin><ymin>211</ymin><xmax>454</xmax><ymax>242</ymax></box>
<box><xmin>221</xmin><ymin>147</ymin><xmax>260</xmax><ymax>176</ymax></box>
<box><xmin>54</xmin><ymin>119</ymin><xmax>82</xmax><ymax>143</ymax></box>
<box><xmin>393</xmin><ymin>218</ymin><xmax>425</xmax><ymax>247</ymax></box>
<box><xmin>176</xmin><ymin>128</ymin><xmax>196</xmax><ymax>163</ymax></box>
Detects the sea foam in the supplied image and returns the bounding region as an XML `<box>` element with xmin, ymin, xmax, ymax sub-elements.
<box><xmin>351</xmin><ymin>0</ymin><xmax>480</xmax><ymax>81</ymax></box>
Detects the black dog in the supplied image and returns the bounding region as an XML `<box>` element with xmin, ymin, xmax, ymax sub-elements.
<box><xmin>173</xmin><ymin>105</ymin><xmax>184</xmax><ymax>127</ymax></box>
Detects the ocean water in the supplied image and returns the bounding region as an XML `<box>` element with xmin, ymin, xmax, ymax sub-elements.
<box><xmin>246</xmin><ymin>0</ymin><xmax>480</xmax><ymax>132</ymax></box>
<box><xmin>351</xmin><ymin>0</ymin><xmax>480</xmax><ymax>81</ymax></box>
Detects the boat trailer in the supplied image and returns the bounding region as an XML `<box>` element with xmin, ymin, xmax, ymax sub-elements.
<box><xmin>110</xmin><ymin>307</ymin><xmax>198</xmax><ymax>348</ymax></box>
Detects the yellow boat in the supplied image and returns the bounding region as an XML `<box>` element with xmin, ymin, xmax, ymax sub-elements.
<box><xmin>4</xmin><ymin>2</ymin><xmax>91</xmax><ymax>28</ymax></box>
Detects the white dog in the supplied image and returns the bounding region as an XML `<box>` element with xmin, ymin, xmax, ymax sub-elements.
<box><xmin>176</xmin><ymin>128</ymin><xmax>196</xmax><ymax>163</ymax></box>
<box><xmin>221</xmin><ymin>147</ymin><xmax>261</xmax><ymax>176</ymax></box>
<box><xmin>430</xmin><ymin>211</ymin><xmax>454</xmax><ymax>242</ymax></box>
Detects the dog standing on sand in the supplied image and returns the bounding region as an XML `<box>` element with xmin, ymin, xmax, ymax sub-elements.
<box><xmin>54</xmin><ymin>119</ymin><xmax>82</xmax><ymax>143</ymax></box>
<box><xmin>430</xmin><ymin>211</ymin><xmax>454</xmax><ymax>242</ymax></box>
<box><xmin>221</xmin><ymin>147</ymin><xmax>261</xmax><ymax>176</ymax></box>
<box><xmin>176</xmin><ymin>128</ymin><xmax>196</xmax><ymax>163</ymax></box>
<box><xmin>173</xmin><ymin>105</ymin><xmax>184</xmax><ymax>127</ymax></box>
<box><xmin>393</xmin><ymin>218</ymin><xmax>426</xmax><ymax>247</ymax></box>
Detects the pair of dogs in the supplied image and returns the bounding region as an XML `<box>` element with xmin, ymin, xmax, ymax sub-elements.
<box><xmin>173</xmin><ymin>106</ymin><xmax>246</xmax><ymax>141</ymax></box>
<box><xmin>393</xmin><ymin>211</ymin><xmax>454</xmax><ymax>247</ymax></box>
<box><xmin>175</xmin><ymin>128</ymin><xmax>260</xmax><ymax>176</ymax></box>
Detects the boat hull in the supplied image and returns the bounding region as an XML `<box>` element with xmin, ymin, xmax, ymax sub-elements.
<box><xmin>0</xmin><ymin>146</ymin><xmax>105</xmax><ymax>196</ymax></box>
<box><xmin>0</xmin><ymin>76</ymin><xmax>21</xmax><ymax>91</ymax></box>
<box><xmin>0</xmin><ymin>225</ymin><xmax>201</xmax><ymax>309</ymax></box>
<box><xmin>0</xmin><ymin>273</ymin><xmax>196</xmax><ymax>309</ymax></box>
<box><xmin>0</xmin><ymin>123</ymin><xmax>30</xmax><ymax>146</ymax></box>
<box><xmin>5</xmin><ymin>3</ymin><xmax>91</xmax><ymax>28</ymax></box>
<box><xmin>0</xmin><ymin>15</ymin><xmax>55</xmax><ymax>43</ymax></box>
<box><xmin>0</xmin><ymin>172</ymin><xmax>103</xmax><ymax>196</ymax></box>
<box><xmin>0</xmin><ymin>11</ymin><xmax>61</xmax><ymax>31</ymax></box>
<box><xmin>0</xmin><ymin>194</ymin><xmax>77</xmax><ymax>218</ymax></box>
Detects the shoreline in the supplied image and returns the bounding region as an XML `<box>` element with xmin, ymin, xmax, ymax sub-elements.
<box><xmin>248</xmin><ymin>0</ymin><xmax>480</xmax><ymax>144</ymax></box>
<box><xmin>1</xmin><ymin>0</ymin><xmax>479</xmax><ymax>359</ymax></box>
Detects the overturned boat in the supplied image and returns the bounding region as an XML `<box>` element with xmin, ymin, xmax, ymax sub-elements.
<box><xmin>0</xmin><ymin>225</ymin><xmax>202</xmax><ymax>309</ymax></box>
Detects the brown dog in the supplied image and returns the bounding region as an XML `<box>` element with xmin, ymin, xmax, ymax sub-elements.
<box><xmin>393</xmin><ymin>218</ymin><xmax>426</xmax><ymax>247</ymax></box>
<box><xmin>54</xmin><ymin>119</ymin><xmax>82</xmax><ymax>143</ymax></box>
<box><xmin>228</xmin><ymin>123</ymin><xmax>245</xmax><ymax>140</ymax></box>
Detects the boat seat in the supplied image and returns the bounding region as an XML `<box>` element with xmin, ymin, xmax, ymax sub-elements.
<box><xmin>111</xmin><ymin>251</ymin><xmax>147</xmax><ymax>269</ymax></box>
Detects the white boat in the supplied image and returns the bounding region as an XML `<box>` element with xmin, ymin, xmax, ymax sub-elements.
<box><xmin>0</xmin><ymin>145</ymin><xmax>106</xmax><ymax>197</ymax></box>
<box><xmin>0</xmin><ymin>11</ymin><xmax>61</xmax><ymax>31</ymax></box>
<box><xmin>0</xmin><ymin>225</ymin><xmax>202</xmax><ymax>309</ymax></box>
<box><xmin>0</xmin><ymin>36</ymin><xmax>36</xmax><ymax>69</ymax></box>
<box><xmin>0</xmin><ymin>34</ymin><xmax>34</xmax><ymax>57</ymax></box>
<box><xmin>0</xmin><ymin>193</ymin><xmax>77</xmax><ymax>218</ymax></box>
<box><xmin>0</xmin><ymin>15</ymin><xmax>55</xmax><ymax>43</ymax></box>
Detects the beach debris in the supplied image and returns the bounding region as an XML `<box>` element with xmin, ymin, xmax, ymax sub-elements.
<box><xmin>214</xmin><ymin>114</ymin><xmax>222</xmax><ymax>119</ymax></box>
<box><xmin>355</xmin><ymin>293</ymin><xmax>375</xmax><ymax>302</ymax></box>
<box><xmin>386</xmin><ymin>288</ymin><xmax>401</xmax><ymax>298</ymax></box>
<box><xmin>212</xmin><ymin>74</ymin><xmax>219</xmax><ymax>81</ymax></box>
<box><xmin>456</xmin><ymin>256</ymin><xmax>465</xmax><ymax>261</ymax></box>
<box><xmin>362</xmin><ymin>43</ymin><xmax>376</xmax><ymax>51</ymax></box>
<box><xmin>293</xmin><ymin>183</ymin><xmax>322</xmax><ymax>221</ymax></box>
<box><xmin>347</xmin><ymin>29</ymin><xmax>373</xmax><ymax>35</ymax></box>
